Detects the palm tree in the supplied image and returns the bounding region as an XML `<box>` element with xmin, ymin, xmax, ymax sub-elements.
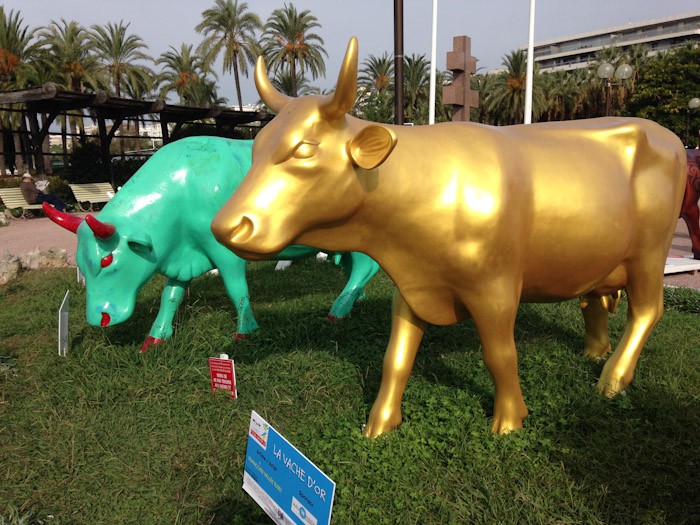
<box><xmin>156</xmin><ymin>43</ymin><xmax>216</xmax><ymax>105</ymax></box>
<box><xmin>18</xmin><ymin>49</ymin><xmax>60</xmax><ymax>173</ymax></box>
<box><xmin>270</xmin><ymin>69</ymin><xmax>313</xmax><ymax>97</ymax></box>
<box><xmin>38</xmin><ymin>19</ymin><xmax>104</xmax><ymax>151</ymax></box>
<box><xmin>0</xmin><ymin>7</ymin><xmax>37</xmax><ymax>174</ymax></box>
<box><xmin>261</xmin><ymin>3</ymin><xmax>327</xmax><ymax>97</ymax></box>
<box><xmin>359</xmin><ymin>52</ymin><xmax>394</xmax><ymax>94</ymax></box>
<box><xmin>90</xmin><ymin>21</ymin><xmax>153</xmax><ymax>99</ymax></box>
<box><xmin>486</xmin><ymin>49</ymin><xmax>544</xmax><ymax>125</ymax></box>
<box><xmin>38</xmin><ymin>19</ymin><xmax>103</xmax><ymax>93</ymax></box>
<box><xmin>403</xmin><ymin>54</ymin><xmax>430</xmax><ymax>123</ymax></box>
<box><xmin>90</xmin><ymin>21</ymin><xmax>154</xmax><ymax>159</ymax></box>
<box><xmin>540</xmin><ymin>69</ymin><xmax>586</xmax><ymax>121</ymax></box>
<box><xmin>196</xmin><ymin>0</ymin><xmax>261</xmax><ymax>110</ymax></box>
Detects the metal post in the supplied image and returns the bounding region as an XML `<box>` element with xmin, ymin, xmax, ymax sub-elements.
<box><xmin>524</xmin><ymin>0</ymin><xmax>536</xmax><ymax>124</ymax></box>
<box><xmin>428</xmin><ymin>0</ymin><xmax>438</xmax><ymax>125</ymax></box>
<box><xmin>394</xmin><ymin>0</ymin><xmax>404</xmax><ymax>125</ymax></box>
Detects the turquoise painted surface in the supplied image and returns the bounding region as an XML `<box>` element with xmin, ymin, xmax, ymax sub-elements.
<box><xmin>74</xmin><ymin>136</ymin><xmax>379</xmax><ymax>348</ymax></box>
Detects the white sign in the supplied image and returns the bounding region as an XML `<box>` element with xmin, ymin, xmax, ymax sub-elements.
<box><xmin>58</xmin><ymin>290</ymin><xmax>69</xmax><ymax>356</ymax></box>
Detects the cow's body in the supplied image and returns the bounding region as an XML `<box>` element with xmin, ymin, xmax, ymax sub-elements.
<box><xmin>681</xmin><ymin>150</ymin><xmax>700</xmax><ymax>259</ymax></box>
<box><xmin>211</xmin><ymin>38</ymin><xmax>687</xmax><ymax>436</ymax></box>
<box><xmin>46</xmin><ymin>137</ymin><xmax>378</xmax><ymax>351</ymax></box>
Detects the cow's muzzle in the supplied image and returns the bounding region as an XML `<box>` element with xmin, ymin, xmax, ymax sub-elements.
<box><xmin>212</xmin><ymin>215</ymin><xmax>255</xmax><ymax>248</ymax></box>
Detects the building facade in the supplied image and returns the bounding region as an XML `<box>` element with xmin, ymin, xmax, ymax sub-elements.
<box><xmin>531</xmin><ymin>11</ymin><xmax>700</xmax><ymax>72</ymax></box>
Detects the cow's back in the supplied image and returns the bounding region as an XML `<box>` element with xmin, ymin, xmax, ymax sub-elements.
<box><xmin>507</xmin><ymin>118</ymin><xmax>686</xmax><ymax>298</ymax></box>
<box><xmin>102</xmin><ymin>137</ymin><xmax>253</xmax><ymax>225</ymax></box>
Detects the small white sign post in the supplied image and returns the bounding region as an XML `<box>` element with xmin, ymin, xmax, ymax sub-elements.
<box><xmin>58</xmin><ymin>290</ymin><xmax>69</xmax><ymax>357</ymax></box>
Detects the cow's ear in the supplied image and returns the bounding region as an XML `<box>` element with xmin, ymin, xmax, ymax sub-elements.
<box><xmin>347</xmin><ymin>125</ymin><xmax>397</xmax><ymax>170</ymax></box>
<box><xmin>127</xmin><ymin>232</ymin><xmax>153</xmax><ymax>255</ymax></box>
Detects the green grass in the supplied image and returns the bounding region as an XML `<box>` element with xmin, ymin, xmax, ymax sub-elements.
<box><xmin>1</xmin><ymin>261</ymin><xmax>699</xmax><ymax>524</ymax></box>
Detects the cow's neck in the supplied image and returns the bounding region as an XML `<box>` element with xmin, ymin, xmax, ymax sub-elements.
<box><xmin>298</xmin><ymin>121</ymin><xmax>441</xmax><ymax>272</ymax></box>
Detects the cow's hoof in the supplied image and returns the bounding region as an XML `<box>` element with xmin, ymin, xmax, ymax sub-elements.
<box><xmin>490</xmin><ymin>414</ymin><xmax>525</xmax><ymax>434</ymax></box>
<box><xmin>363</xmin><ymin>420</ymin><xmax>399</xmax><ymax>439</ymax></box>
<box><xmin>327</xmin><ymin>314</ymin><xmax>347</xmax><ymax>321</ymax></box>
<box><xmin>584</xmin><ymin>342</ymin><xmax>612</xmax><ymax>361</ymax></box>
<box><xmin>141</xmin><ymin>336</ymin><xmax>165</xmax><ymax>353</ymax></box>
<box><xmin>363</xmin><ymin>405</ymin><xmax>402</xmax><ymax>438</ymax></box>
<box><xmin>596</xmin><ymin>377</ymin><xmax>628</xmax><ymax>399</ymax></box>
<box><xmin>235</xmin><ymin>333</ymin><xmax>251</xmax><ymax>340</ymax></box>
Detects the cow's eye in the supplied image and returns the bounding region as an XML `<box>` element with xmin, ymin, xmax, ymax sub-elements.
<box><xmin>101</xmin><ymin>253</ymin><xmax>113</xmax><ymax>268</ymax></box>
<box><xmin>292</xmin><ymin>141</ymin><xmax>318</xmax><ymax>159</ymax></box>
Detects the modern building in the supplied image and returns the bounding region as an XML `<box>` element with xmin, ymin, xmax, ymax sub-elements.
<box><xmin>530</xmin><ymin>11</ymin><xmax>700</xmax><ymax>72</ymax></box>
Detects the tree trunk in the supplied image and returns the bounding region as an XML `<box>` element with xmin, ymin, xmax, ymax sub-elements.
<box><xmin>42</xmin><ymin>113</ymin><xmax>53</xmax><ymax>176</ymax></box>
<box><xmin>234</xmin><ymin>58</ymin><xmax>243</xmax><ymax>111</ymax></box>
<box><xmin>61</xmin><ymin>115</ymin><xmax>69</xmax><ymax>168</ymax></box>
<box><xmin>291</xmin><ymin>61</ymin><xmax>298</xmax><ymax>97</ymax></box>
<box><xmin>0</xmin><ymin>119</ymin><xmax>7</xmax><ymax>176</ymax></box>
<box><xmin>135</xmin><ymin>118</ymin><xmax>142</xmax><ymax>155</ymax></box>
<box><xmin>13</xmin><ymin>131</ymin><xmax>24</xmax><ymax>174</ymax></box>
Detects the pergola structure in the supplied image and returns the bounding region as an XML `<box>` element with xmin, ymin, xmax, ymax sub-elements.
<box><xmin>0</xmin><ymin>82</ymin><xmax>268</xmax><ymax>185</ymax></box>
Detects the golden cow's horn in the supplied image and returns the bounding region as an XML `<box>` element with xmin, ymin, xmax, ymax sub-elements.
<box><xmin>85</xmin><ymin>214</ymin><xmax>116</xmax><ymax>239</ymax></box>
<box><xmin>255</xmin><ymin>56</ymin><xmax>292</xmax><ymax>113</ymax></box>
<box><xmin>42</xmin><ymin>202</ymin><xmax>84</xmax><ymax>233</ymax></box>
<box><xmin>320</xmin><ymin>37</ymin><xmax>359</xmax><ymax>121</ymax></box>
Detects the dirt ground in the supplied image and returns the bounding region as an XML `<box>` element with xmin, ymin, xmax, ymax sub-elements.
<box><xmin>1</xmin><ymin>213</ymin><xmax>699</xmax><ymax>290</ymax></box>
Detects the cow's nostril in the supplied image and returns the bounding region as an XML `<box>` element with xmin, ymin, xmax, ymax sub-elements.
<box><xmin>230</xmin><ymin>216</ymin><xmax>255</xmax><ymax>244</ymax></box>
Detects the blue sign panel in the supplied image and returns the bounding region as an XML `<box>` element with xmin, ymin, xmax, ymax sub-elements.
<box><xmin>243</xmin><ymin>411</ymin><xmax>336</xmax><ymax>525</ymax></box>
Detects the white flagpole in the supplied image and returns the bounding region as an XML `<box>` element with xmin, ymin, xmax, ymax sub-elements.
<box><xmin>428</xmin><ymin>0</ymin><xmax>438</xmax><ymax>125</ymax></box>
<box><xmin>524</xmin><ymin>0</ymin><xmax>536</xmax><ymax>124</ymax></box>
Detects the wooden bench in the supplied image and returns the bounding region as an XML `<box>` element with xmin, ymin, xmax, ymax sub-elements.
<box><xmin>69</xmin><ymin>183</ymin><xmax>114</xmax><ymax>211</ymax></box>
<box><xmin>0</xmin><ymin>187</ymin><xmax>43</xmax><ymax>219</ymax></box>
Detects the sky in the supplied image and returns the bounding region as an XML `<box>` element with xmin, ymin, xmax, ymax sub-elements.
<box><xmin>3</xmin><ymin>0</ymin><xmax>699</xmax><ymax>106</ymax></box>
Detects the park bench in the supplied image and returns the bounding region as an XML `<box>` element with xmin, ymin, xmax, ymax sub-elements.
<box><xmin>69</xmin><ymin>183</ymin><xmax>114</xmax><ymax>211</ymax></box>
<box><xmin>0</xmin><ymin>187</ymin><xmax>43</xmax><ymax>219</ymax></box>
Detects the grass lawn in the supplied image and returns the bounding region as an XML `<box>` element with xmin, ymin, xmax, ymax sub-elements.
<box><xmin>1</xmin><ymin>261</ymin><xmax>699</xmax><ymax>524</ymax></box>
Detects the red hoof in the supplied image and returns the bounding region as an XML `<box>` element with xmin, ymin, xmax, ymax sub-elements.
<box><xmin>327</xmin><ymin>315</ymin><xmax>347</xmax><ymax>321</ymax></box>
<box><xmin>141</xmin><ymin>336</ymin><xmax>165</xmax><ymax>353</ymax></box>
<box><xmin>235</xmin><ymin>333</ymin><xmax>251</xmax><ymax>340</ymax></box>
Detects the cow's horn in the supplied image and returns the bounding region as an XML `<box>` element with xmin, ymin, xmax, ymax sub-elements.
<box><xmin>42</xmin><ymin>202</ymin><xmax>83</xmax><ymax>233</ymax></box>
<box><xmin>85</xmin><ymin>214</ymin><xmax>116</xmax><ymax>239</ymax></box>
<box><xmin>255</xmin><ymin>56</ymin><xmax>292</xmax><ymax>113</ymax></box>
<box><xmin>320</xmin><ymin>37</ymin><xmax>359</xmax><ymax>121</ymax></box>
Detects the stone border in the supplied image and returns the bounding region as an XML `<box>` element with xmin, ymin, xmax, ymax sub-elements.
<box><xmin>0</xmin><ymin>248</ymin><xmax>69</xmax><ymax>286</ymax></box>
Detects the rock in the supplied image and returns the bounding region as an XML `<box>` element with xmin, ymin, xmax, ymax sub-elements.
<box><xmin>0</xmin><ymin>252</ymin><xmax>21</xmax><ymax>285</ymax></box>
<box><xmin>19</xmin><ymin>249</ymin><xmax>41</xmax><ymax>270</ymax></box>
<box><xmin>0</xmin><ymin>248</ymin><xmax>69</xmax><ymax>285</ymax></box>
<box><xmin>0</xmin><ymin>212</ymin><xmax>9</xmax><ymax>226</ymax></box>
<box><xmin>19</xmin><ymin>248</ymin><xmax>68</xmax><ymax>270</ymax></box>
<box><xmin>38</xmin><ymin>248</ymin><xmax>68</xmax><ymax>268</ymax></box>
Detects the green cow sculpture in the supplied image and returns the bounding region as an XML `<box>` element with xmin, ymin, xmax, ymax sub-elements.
<box><xmin>44</xmin><ymin>136</ymin><xmax>379</xmax><ymax>351</ymax></box>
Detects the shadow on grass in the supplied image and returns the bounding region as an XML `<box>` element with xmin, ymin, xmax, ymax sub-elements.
<box><xmin>551</xmin><ymin>386</ymin><xmax>700</xmax><ymax>523</ymax></box>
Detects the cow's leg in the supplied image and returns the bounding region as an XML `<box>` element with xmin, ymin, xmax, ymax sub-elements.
<box><xmin>143</xmin><ymin>278</ymin><xmax>189</xmax><ymax>352</ymax></box>
<box><xmin>364</xmin><ymin>290</ymin><xmax>426</xmax><ymax>438</ymax></box>
<box><xmin>328</xmin><ymin>252</ymin><xmax>380</xmax><ymax>319</ymax></box>
<box><xmin>679</xmin><ymin>180</ymin><xmax>700</xmax><ymax>259</ymax></box>
<box><xmin>581</xmin><ymin>295</ymin><xmax>612</xmax><ymax>360</ymax></box>
<box><xmin>597</xmin><ymin>264</ymin><xmax>664</xmax><ymax>397</ymax></box>
<box><xmin>215</xmin><ymin>256</ymin><xmax>259</xmax><ymax>338</ymax></box>
<box><xmin>467</xmin><ymin>287</ymin><xmax>528</xmax><ymax>434</ymax></box>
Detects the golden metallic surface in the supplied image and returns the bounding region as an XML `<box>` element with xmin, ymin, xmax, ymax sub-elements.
<box><xmin>212</xmin><ymin>38</ymin><xmax>688</xmax><ymax>436</ymax></box>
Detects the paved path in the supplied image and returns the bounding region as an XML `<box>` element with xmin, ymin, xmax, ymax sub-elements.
<box><xmin>1</xmin><ymin>213</ymin><xmax>699</xmax><ymax>290</ymax></box>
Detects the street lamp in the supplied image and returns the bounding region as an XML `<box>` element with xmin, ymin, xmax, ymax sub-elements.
<box><xmin>596</xmin><ymin>62</ymin><xmax>633</xmax><ymax>116</ymax></box>
<box><xmin>687</xmin><ymin>97</ymin><xmax>700</xmax><ymax>147</ymax></box>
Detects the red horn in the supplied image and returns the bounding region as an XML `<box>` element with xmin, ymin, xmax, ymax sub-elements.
<box><xmin>42</xmin><ymin>202</ymin><xmax>83</xmax><ymax>234</ymax></box>
<box><xmin>85</xmin><ymin>214</ymin><xmax>116</xmax><ymax>239</ymax></box>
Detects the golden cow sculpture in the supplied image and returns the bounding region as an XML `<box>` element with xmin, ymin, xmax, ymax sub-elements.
<box><xmin>212</xmin><ymin>38</ymin><xmax>687</xmax><ymax>437</ymax></box>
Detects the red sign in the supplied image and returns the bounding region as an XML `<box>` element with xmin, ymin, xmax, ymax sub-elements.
<box><xmin>209</xmin><ymin>355</ymin><xmax>237</xmax><ymax>399</ymax></box>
